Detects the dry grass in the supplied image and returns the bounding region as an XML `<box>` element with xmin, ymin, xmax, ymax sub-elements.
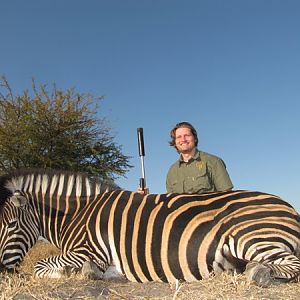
<box><xmin>1</xmin><ymin>241</ymin><xmax>300</xmax><ymax>299</ymax></box>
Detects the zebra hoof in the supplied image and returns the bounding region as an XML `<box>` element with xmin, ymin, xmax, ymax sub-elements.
<box><xmin>245</xmin><ymin>262</ymin><xmax>273</xmax><ymax>287</ymax></box>
<box><xmin>81</xmin><ymin>261</ymin><xmax>104</xmax><ymax>280</ymax></box>
<box><xmin>103</xmin><ymin>265</ymin><xmax>126</xmax><ymax>282</ymax></box>
<box><xmin>63</xmin><ymin>265</ymin><xmax>81</xmax><ymax>277</ymax></box>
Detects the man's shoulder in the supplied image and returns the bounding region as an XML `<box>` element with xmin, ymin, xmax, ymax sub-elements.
<box><xmin>168</xmin><ymin>159</ymin><xmax>180</xmax><ymax>171</ymax></box>
<box><xmin>199</xmin><ymin>150</ymin><xmax>227</xmax><ymax>170</ymax></box>
<box><xmin>198</xmin><ymin>150</ymin><xmax>221</xmax><ymax>162</ymax></box>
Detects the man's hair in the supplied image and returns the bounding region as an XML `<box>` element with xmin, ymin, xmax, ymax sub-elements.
<box><xmin>169</xmin><ymin>121</ymin><xmax>198</xmax><ymax>148</ymax></box>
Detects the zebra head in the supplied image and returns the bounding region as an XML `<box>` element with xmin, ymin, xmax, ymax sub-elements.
<box><xmin>0</xmin><ymin>190</ymin><xmax>40</xmax><ymax>272</ymax></box>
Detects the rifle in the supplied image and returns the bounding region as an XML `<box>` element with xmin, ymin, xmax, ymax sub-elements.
<box><xmin>137</xmin><ymin>127</ymin><xmax>146</xmax><ymax>191</ymax></box>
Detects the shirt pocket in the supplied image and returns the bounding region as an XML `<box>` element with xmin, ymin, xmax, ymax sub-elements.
<box><xmin>184</xmin><ymin>163</ymin><xmax>212</xmax><ymax>193</ymax></box>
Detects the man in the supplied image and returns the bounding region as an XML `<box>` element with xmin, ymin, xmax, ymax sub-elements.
<box><xmin>166</xmin><ymin>121</ymin><xmax>233</xmax><ymax>193</ymax></box>
<box><xmin>138</xmin><ymin>121</ymin><xmax>233</xmax><ymax>194</ymax></box>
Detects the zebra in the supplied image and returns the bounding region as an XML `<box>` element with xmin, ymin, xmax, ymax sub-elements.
<box><xmin>0</xmin><ymin>169</ymin><xmax>114</xmax><ymax>275</ymax></box>
<box><xmin>0</xmin><ymin>169</ymin><xmax>300</xmax><ymax>287</ymax></box>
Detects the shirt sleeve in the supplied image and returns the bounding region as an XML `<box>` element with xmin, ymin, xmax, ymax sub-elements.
<box><xmin>166</xmin><ymin>168</ymin><xmax>174</xmax><ymax>193</ymax></box>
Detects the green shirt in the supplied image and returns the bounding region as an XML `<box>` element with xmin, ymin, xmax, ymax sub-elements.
<box><xmin>166</xmin><ymin>150</ymin><xmax>233</xmax><ymax>194</ymax></box>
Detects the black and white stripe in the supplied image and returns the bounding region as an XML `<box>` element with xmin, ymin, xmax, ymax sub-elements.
<box><xmin>0</xmin><ymin>169</ymin><xmax>300</xmax><ymax>286</ymax></box>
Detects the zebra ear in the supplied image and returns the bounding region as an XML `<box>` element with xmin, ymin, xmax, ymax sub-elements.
<box><xmin>10</xmin><ymin>194</ymin><xmax>27</xmax><ymax>207</ymax></box>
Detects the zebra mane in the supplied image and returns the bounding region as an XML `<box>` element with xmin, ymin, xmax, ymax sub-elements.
<box><xmin>0</xmin><ymin>168</ymin><xmax>118</xmax><ymax>208</ymax></box>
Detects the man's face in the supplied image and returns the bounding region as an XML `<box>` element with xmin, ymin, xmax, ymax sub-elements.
<box><xmin>175</xmin><ymin>127</ymin><xmax>196</xmax><ymax>154</ymax></box>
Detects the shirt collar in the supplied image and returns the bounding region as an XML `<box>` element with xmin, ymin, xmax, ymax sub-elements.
<box><xmin>179</xmin><ymin>149</ymin><xmax>201</xmax><ymax>165</ymax></box>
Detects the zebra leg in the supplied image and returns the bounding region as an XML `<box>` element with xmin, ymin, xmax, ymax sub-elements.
<box><xmin>34</xmin><ymin>253</ymin><xmax>108</xmax><ymax>279</ymax></box>
<box><xmin>34</xmin><ymin>257</ymin><xmax>78</xmax><ymax>279</ymax></box>
<box><xmin>245</xmin><ymin>251</ymin><xmax>300</xmax><ymax>287</ymax></box>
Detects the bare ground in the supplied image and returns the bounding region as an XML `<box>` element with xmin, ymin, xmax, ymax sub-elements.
<box><xmin>1</xmin><ymin>241</ymin><xmax>300</xmax><ymax>299</ymax></box>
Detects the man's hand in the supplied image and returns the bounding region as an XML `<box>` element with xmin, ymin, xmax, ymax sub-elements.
<box><xmin>136</xmin><ymin>187</ymin><xmax>150</xmax><ymax>195</ymax></box>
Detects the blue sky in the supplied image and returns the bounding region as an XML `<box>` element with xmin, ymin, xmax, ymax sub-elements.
<box><xmin>1</xmin><ymin>1</ymin><xmax>300</xmax><ymax>211</ymax></box>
